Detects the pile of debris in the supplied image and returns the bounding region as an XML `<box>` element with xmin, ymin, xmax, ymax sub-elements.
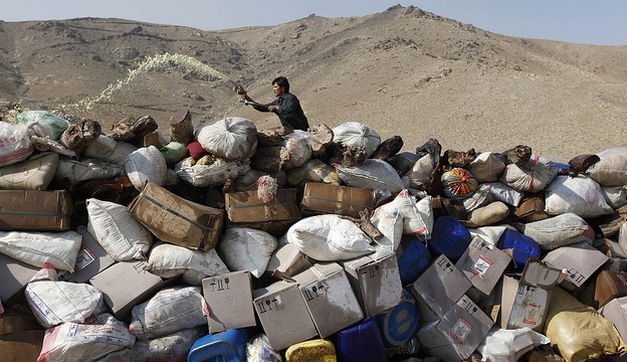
<box><xmin>0</xmin><ymin>109</ymin><xmax>626</xmax><ymax>362</ymax></box>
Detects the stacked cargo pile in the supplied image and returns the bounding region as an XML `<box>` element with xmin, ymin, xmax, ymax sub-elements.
<box><xmin>0</xmin><ymin>109</ymin><xmax>626</xmax><ymax>362</ymax></box>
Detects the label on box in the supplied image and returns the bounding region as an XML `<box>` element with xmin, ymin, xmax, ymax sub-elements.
<box><xmin>359</xmin><ymin>264</ymin><xmax>381</xmax><ymax>279</ymax></box>
<box><xmin>565</xmin><ymin>268</ymin><xmax>585</xmax><ymax>286</ymax></box>
<box><xmin>302</xmin><ymin>282</ymin><xmax>327</xmax><ymax>302</ymax></box>
<box><xmin>255</xmin><ymin>295</ymin><xmax>284</xmax><ymax>314</ymax></box>
<box><xmin>470</xmin><ymin>255</ymin><xmax>493</xmax><ymax>279</ymax></box>
<box><xmin>74</xmin><ymin>248</ymin><xmax>97</xmax><ymax>271</ymax></box>
<box><xmin>450</xmin><ymin>317</ymin><xmax>472</xmax><ymax>345</ymax></box>
<box><xmin>436</xmin><ymin>256</ymin><xmax>455</xmax><ymax>275</ymax></box>
<box><xmin>205</xmin><ymin>276</ymin><xmax>233</xmax><ymax>293</ymax></box>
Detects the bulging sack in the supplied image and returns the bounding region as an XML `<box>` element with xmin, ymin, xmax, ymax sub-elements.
<box><xmin>55</xmin><ymin>158</ymin><xmax>125</xmax><ymax>186</ymax></box>
<box><xmin>15</xmin><ymin>110</ymin><xmax>69</xmax><ymax>140</ymax></box>
<box><xmin>522</xmin><ymin>213</ymin><xmax>593</xmax><ymax>250</ymax></box>
<box><xmin>468</xmin><ymin>152</ymin><xmax>506</xmax><ymax>183</ymax></box>
<box><xmin>129</xmin><ymin>286</ymin><xmax>208</xmax><ymax>340</ymax></box>
<box><xmin>197</xmin><ymin>117</ymin><xmax>258</xmax><ymax>161</ymax></box>
<box><xmin>175</xmin><ymin>157</ymin><xmax>250</xmax><ymax>187</ymax></box>
<box><xmin>218</xmin><ymin>227</ymin><xmax>278</xmax><ymax>278</ymax></box>
<box><xmin>287</xmin><ymin>159</ymin><xmax>341</xmax><ymax>186</ymax></box>
<box><xmin>441</xmin><ymin>167</ymin><xmax>478</xmax><ymax>199</ymax></box>
<box><xmin>0</xmin><ymin>122</ymin><xmax>34</xmax><ymax>167</ymax></box>
<box><xmin>287</xmin><ymin>214</ymin><xmax>375</xmax><ymax>261</ymax></box>
<box><xmin>0</xmin><ymin>152</ymin><xmax>58</xmax><ymax>190</ymax></box>
<box><xmin>83</xmin><ymin>135</ymin><xmax>137</xmax><ymax>165</ymax></box>
<box><xmin>0</xmin><ymin>230</ymin><xmax>81</xmax><ymax>272</ymax></box>
<box><xmin>602</xmin><ymin>185</ymin><xmax>627</xmax><ymax>209</ymax></box>
<box><xmin>332</xmin><ymin>121</ymin><xmax>381</xmax><ymax>158</ymax></box>
<box><xmin>408</xmin><ymin>154</ymin><xmax>433</xmax><ymax>189</ymax></box>
<box><xmin>478</xmin><ymin>327</ymin><xmax>550</xmax><ymax>362</ymax></box>
<box><xmin>336</xmin><ymin>159</ymin><xmax>404</xmax><ymax>194</ymax></box>
<box><xmin>587</xmin><ymin>147</ymin><xmax>627</xmax><ymax>187</ymax></box>
<box><xmin>545</xmin><ymin>175</ymin><xmax>614</xmax><ymax>218</ymax></box>
<box><xmin>501</xmin><ymin>161</ymin><xmax>559</xmax><ymax>192</ymax></box>
<box><xmin>283</xmin><ymin>131</ymin><xmax>312</xmax><ymax>169</ymax></box>
<box><xmin>125</xmin><ymin>146</ymin><xmax>168</xmax><ymax>190</ymax></box>
<box><xmin>373</xmin><ymin>191</ymin><xmax>433</xmax><ymax>239</ymax></box>
<box><xmin>87</xmin><ymin>198</ymin><xmax>152</xmax><ymax>261</ymax></box>
<box><xmin>148</xmin><ymin>243</ymin><xmax>229</xmax><ymax>285</ymax></box>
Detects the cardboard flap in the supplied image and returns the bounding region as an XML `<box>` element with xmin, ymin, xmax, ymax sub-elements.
<box><xmin>520</xmin><ymin>259</ymin><xmax>562</xmax><ymax>288</ymax></box>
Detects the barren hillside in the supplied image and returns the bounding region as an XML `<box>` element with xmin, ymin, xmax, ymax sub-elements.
<box><xmin>1</xmin><ymin>5</ymin><xmax>626</xmax><ymax>160</ymax></box>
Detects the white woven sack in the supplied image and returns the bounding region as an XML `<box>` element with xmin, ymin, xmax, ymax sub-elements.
<box><xmin>545</xmin><ymin>176</ymin><xmax>614</xmax><ymax>218</ymax></box>
<box><xmin>148</xmin><ymin>243</ymin><xmax>229</xmax><ymax>285</ymax></box>
<box><xmin>500</xmin><ymin>161</ymin><xmax>559</xmax><ymax>192</ymax></box>
<box><xmin>485</xmin><ymin>182</ymin><xmax>524</xmax><ymax>207</ymax></box>
<box><xmin>371</xmin><ymin>208</ymin><xmax>403</xmax><ymax>251</ymax></box>
<box><xmin>602</xmin><ymin>185</ymin><xmax>627</xmax><ymax>209</ymax></box>
<box><xmin>218</xmin><ymin>227</ymin><xmax>278</xmax><ymax>278</ymax></box>
<box><xmin>287</xmin><ymin>215</ymin><xmax>375</xmax><ymax>261</ymax></box>
<box><xmin>0</xmin><ymin>152</ymin><xmax>58</xmax><ymax>190</ymax></box>
<box><xmin>197</xmin><ymin>117</ymin><xmax>258</xmax><ymax>161</ymax></box>
<box><xmin>478</xmin><ymin>327</ymin><xmax>550</xmax><ymax>362</ymax></box>
<box><xmin>26</xmin><ymin>280</ymin><xmax>104</xmax><ymax>328</ymax></box>
<box><xmin>84</xmin><ymin>135</ymin><xmax>137</xmax><ymax>165</ymax></box>
<box><xmin>55</xmin><ymin>158</ymin><xmax>125</xmax><ymax>186</ymax></box>
<box><xmin>469</xmin><ymin>226</ymin><xmax>513</xmax><ymax>246</ymax></box>
<box><xmin>0</xmin><ymin>122</ymin><xmax>34</xmax><ymax>167</ymax></box>
<box><xmin>37</xmin><ymin>313</ymin><xmax>135</xmax><ymax>362</ymax></box>
<box><xmin>332</xmin><ymin>122</ymin><xmax>381</xmax><ymax>157</ymax></box>
<box><xmin>336</xmin><ymin>159</ymin><xmax>404</xmax><ymax>194</ymax></box>
<box><xmin>588</xmin><ymin>147</ymin><xmax>627</xmax><ymax>187</ymax></box>
<box><xmin>463</xmin><ymin>184</ymin><xmax>493</xmax><ymax>212</ymax></box>
<box><xmin>87</xmin><ymin>198</ymin><xmax>152</xmax><ymax>261</ymax></box>
<box><xmin>468</xmin><ymin>152</ymin><xmax>506</xmax><ymax>183</ymax></box>
<box><xmin>125</xmin><ymin>146</ymin><xmax>167</xmax><ymax>190</ymax></box>
<box><xmin>374</xmin><ymin>191</ymin><xmax>433</xmax><ymax>239</ymax></box>
<box><xmin>408</xmin><ymin>154</ymin><xmax>433</xmax><ymax>189</ymax></box>
<box><xmin>0</xmin><ymin>231</ymin><xmax>81</xmax><ymax>271</ymax></box>
<box><xmin>175</xmin><ymin>158</ymin><xmax>250</xmax><ymax>187</ymax></box>
<box><xmin>523</xmin><ymin>213</ymin><xmax>593</xmax><ymax>250</ymax></box>
<box><xmin>129</xmin><ymin>286</ymin><xmax>208</xmax><ymax>340</ymax></box>
<box><xmin>283</xmin><ymin>132</ymin><xmax>312</xmax><ymax>169</ymax></box>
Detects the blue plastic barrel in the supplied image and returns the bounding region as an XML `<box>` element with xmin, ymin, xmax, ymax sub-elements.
<box><xmin>397</xmin><ymin>236</ymin><xmax>432</xmax><ymax>286</ymax></box>
<box><xmin>428</xmin><ymin>216</ymin><xmax>471</xmax><ymax>262</ymax></box>
<box><xmin>188</xmin><ymin>329</ymin><xmax>247</xmax><ymax>362</ymax></box>
<box><xmin>334</xmin><ymin>318</ymin><xmax>388</xmax><ymax>362</ymax></box>
<box><xmin>497</xmin><ymin>229</ymin><xmax>541</xmax><ymax>271</ymax></box>
<box><xmin>376</xmin><ymin>290</ymin><xmax>420</xmax><ymax>347</ymax></box>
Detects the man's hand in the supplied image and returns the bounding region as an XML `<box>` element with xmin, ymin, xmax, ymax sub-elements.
<box><xmin>268</xmin><ymin>105</ymin><xmax>279</xmax><ymax>112</ymax></box>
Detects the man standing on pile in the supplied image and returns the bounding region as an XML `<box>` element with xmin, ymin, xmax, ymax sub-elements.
<box><xmin>237</xmin><ymin>76</ymin><xmax>310</xmax><ymax>131</ymax></box>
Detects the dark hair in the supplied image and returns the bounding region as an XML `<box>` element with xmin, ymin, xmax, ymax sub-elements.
<box><xmin>272</xmin><ymin>76</ymin><xmax>290</xmax><ymax>93</ymax></box>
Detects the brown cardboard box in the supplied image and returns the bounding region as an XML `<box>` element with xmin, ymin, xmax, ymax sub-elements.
<box><xmin>129</xmin><ymin>181</ymin><xmax>224</xmax><ymax>250</ymax></box>
<box><xmin>599</xmin><ymin>296</ymin><xmax>627</xmax><ymax>342</ymax></box>
<box><xmin>0</xmin><ymin>330</ymin><xmax>44</xmax><ymax>362</ymax></box>
<box><xmin>0</xmin><ymin>190</ymin><xmax>72</xmax><ymax>231</ymax></box>
<box><xmin>417</xmin><ymin>295</ymin><xmax>494</xmax><ymax>361</ymax></box>
<box><xmin>341</xmin><ymin>249</ymin><xmax>403</xmax><ymax>317</ymax></box>
<box><xmin>292</xmin><ymin>263</ymin><xmax>364</xmax><ymax>338</ymax></box>
<box><xmin>59</xmin><ymin>227</ymin><xmax>115</xmax><ymax>283</ymax></box>
<box><xmin>456</xmin><ymin>236</ymin><xmax>512</xmax><ymax>296</ymax></box>
<box><xmin>253</xmin><ymin>281</ymin><xmax>317</xmax><ymax>351</ymax></box>
<box><xmin>0</xmin><ymin>253</ymin><xmax>39</xmax><ymax>304</ymax></box>
<box><xmin>595</xmin><ymin>270</ymin><xmax>627</xmax><ymax>308</ymax></box>
<box><xmin>513</xmin><ymin>195</ymin><xmax>549</xmax><ymax>222</ymax></box>
<box><xmin>0</xmin><ymin>303</ymin><xmax>41</xmax><ymax>336</ymax></box>
<box><xmin>301</xmin><ymin>182</ymin><xmax>375</xmax><ymax>217</ymax></box>
<box><xmin>202</xmin><ymin>271</ymin><xmax>256</xmax><ymax>333</ymax></box>
<box><xmin>89</xmin><ymin>261</ymin><xmax>168</xmax><ymax>321</ymax></box>
<box><xmin>505</xmin><ymin>260</ymin><xmax>562</xmax><ymax>332</ymax></box>
<box><xmin>265</xmin><ymin>243</ymin><xmax>313</xmax><ymax>278</ymax></box>
<box><xmin>543</xmin><ymin>242</ymin><xmax>609</xmax><ymax>291</ymax></box>
<box><xmin>410</xmin><ymin>254</ymin><xmax>472</xmax><ymax>323</ymax></box>
<box><xmin>225</xmin><ymin>189</ymin><xmax>301</xmax><ymax>225</ymax></box>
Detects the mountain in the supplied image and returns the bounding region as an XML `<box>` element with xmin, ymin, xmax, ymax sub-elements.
<box><xmin>1</xmin><ymin>5</ymin><xmax>626</xmax><ymax>160</ymax></box>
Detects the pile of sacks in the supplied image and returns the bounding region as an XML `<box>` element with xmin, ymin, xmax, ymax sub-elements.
<box><xmin>0</xmin><ymin>108</ymin><xmax>626</xmax><ymax>362</ymax></box>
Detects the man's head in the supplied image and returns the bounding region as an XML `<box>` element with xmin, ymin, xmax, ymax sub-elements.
<box><xmin>272</xmin><ymin>76</ymin><xmax>289</xmax><ymax>96</ymax></box>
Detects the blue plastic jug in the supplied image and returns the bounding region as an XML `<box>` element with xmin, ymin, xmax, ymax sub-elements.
<box><xmin>397</xmin><ymin>236</ymin><xmax>432</xmax><ymax>286</ymax></box>
<box><xmin>428</xmin><ymin>216</ymin><xmax>471</xmax><ymax>262</ymax></box>
<box><xmin>497</xmin><ymin>228</ymin><xmax>541</xmax><ymax>271</ymax></box>
<box><xmin>376</xmin><ymin>290</ymin><xmax>420</xmax><ymax>347</ymax></box>
<box><xmin>334</xmin><ymin>318</ymin><xmax>387</xmax><ymax>362</ymax></box>
<box><xmin>187</xmin><ymin>329</ymin><xmax>248</xmax><ymax>362</ymax></box>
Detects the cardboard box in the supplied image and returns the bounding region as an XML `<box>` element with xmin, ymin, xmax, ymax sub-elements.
<box><xmin>543</xmin><ymin>242</ymin><xmax>609</xmax><ymax>291</ymax></box>
<box><xmin>225</xmin><ymin>189</ymin><xmax>301</xmax><ymax>224</ymax></box>
<box><xmin>129</xmin><ymin>181</ymin><xmax>224</xmax><ymax>250</ymax></box>
<box><xmin>0</xmin><ymin>330</ymin><xmax>44</xmax><ymax>362</ymax></box>
<box><xmin>500</xmin><ymin>275</ymin><xmax>519</xmax><ymax>329</ymax></box>
<box><xmin>410</xmin><ymin>255</ymin><xmax>471</xmax><ymax>323</ymax></box>
<box><xmin>599</xmin><ymin>296</ymin><xmax>627</xmax><ymax>342</ymax></box>
<box><xmin>456</xmin><ymin>236</ymin><xmax>512</xmax><ymax>296</ymax></box>
<box><xmin>0</xmin><ymin>253</ymin><xmax>39</xmax><ymax>304</ymax></box>
<box><xmin>253</xmin><ymin>281</ymin><xmax>317</xmax><ymax>351</ymax></box>
<box><xmin>89</xmin><ymin>261</ymin><xmax>168</xmax><ymax>321</ymax></box>
<box><xmin>0</xmin><ymin>190</ymin><xmax>72</xmax><ymax>231</ymax></box>
<box><xmin>265</xmin><ymin>243</ymin><xmax>313</xmax><ymax>278</ymax></box>
<box><xmin>505</xmin><ymin>260</ymin><xmax>562</xmax><ymax>332</ymax></box>
<box><xmin>595</xmin><ymin>270</ymin><xmax>627</xmax><ymax>308</ymax></box>
<box><xmin>301</xmin><ymin>182</ymin><xmax>375</xmax><ymax>217</ymax></box>
<box><xmin>292</xmin><ymin>263</ymin><xmax>364</xmax><ymax>338</ymax></box>
<box><xmin>59</xmin><ymin>227</ymin><xmax>115</xmax><ymax>283</ymax></box>
<box><xmin>0</xmin><ymin>303</ymin><xmax>41</xmax><ymax>336</ymax></box>
<box><xmin>202</xmin><ymin>271</ymin><xmax>256</xmax><ymax>333</ymax></box>
<box><xmin>513</xmin><ymin>195</ymin><xmax>549</xmax><ymax>222</ymax></box>
<box><xmin>341</xmin><ymin>249</ymin><xmax>403</xmax><ymax>317</ymax></box>
<box><xmin>417</xmin><ymin>295</ymin><xmax>494</xmax><ymax>361</ymax></box>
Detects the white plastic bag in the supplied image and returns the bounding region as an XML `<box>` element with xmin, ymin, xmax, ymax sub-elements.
<box><xmin>55</xmin><ymin>158</ymin><xmax>125</xmax><ymax>186</ymax></box>
<box><xmin>0</xmin><ymin>122</ymin><xmax>34</xmax><ymax>167</ymax></box>
<box><xmin>0</xmin><ymin>231</ymin><xmax>81</xmax><ymax>272</ymax></box>
<box><xmin>500</xmin><ymin>161</ymin><xmax>558</xmax><ymax>192</ymax></box>
<box><xmin>332</xmin><ymin>121</ymin><xmax>381</xmax><ymax>158</ymax></box>
<box><xmin>37</xmin><ymin>313</ymin><xmax>135</xmax><ymax>362</ymax></box>
<box><xmin>148</xmin><ymin>243</ymin><xmax>229</xmax><ymax>285</ymax></box>
<box><xmin>197</xmin><ymin>117</ymin><xmax>258</xmax><ymax>161</ymax></box>
<box><xmin>247</xmin><ymin>334</ymin><xmax>283</xmax><ymax>362</ymax></box>
<box><xmin>218</xmin><ymin>228</ymin><xmax>278</xmax><ymax>278</ymax></box>
<box><xmin>602</xmin><ymin>185</ymin><xmax>627</xmax><ymax>209</ymax></box>
<box><xmin>544</xmin><ymin>176</ymin><xmax>614</xmax><ymax>217</ymax></box>
<box><xmin>84</xmin><ymin>135</ymin><xmax>137</xmax><ymax>165</ymax></box>
<box><xmin>15</xmin><ymin>110</ymin><xmax>69</xmax><ymax>140</ymax></box>
<box><xmin>283</xmin><ymin>131</ymin><xmax>312</xmax><ymax>169</ymax></box>
<box><xmin>587</xmin><ymin>147</ymin><xmax>627</xmax><ymax>187</ymax></box>
<box><xmin>125</xmin><ymin>146</ymin><xmax>167</xmax><ymax>190</ymax></box>
<box><xmin>468</xmin><ymin>152</ymin><xmax>506</xmax><ymax>183</ymax></box>
<box><xmin>175</xmin><ymin>157</ymin><xmax>250</xmax><ymax>187</ymax></box>
<box><xmin>87</xmin><ymin>198</ymin><xmax>152</xmax><ymax>261</ymax></box>
<box><xmin>287</xmin><ymin>215</ymin><xmax>375</xmax><ymax>261</ymax></box>
<box><xmin>129</xmin><ymin>286</ymin><xmax>208</xmax><ymax>340</ymax></box>
<box><xmin>336</xmin><ymin>159</ymin><xmax>404</xmax><ymax>194</ymax></box>
<box><xmin>522</xmin><ymin>213</ymin><xmax>593</xmax><ymax>250</ymax></box>
<box><xmin>373</xmin><ymin>191</ymin><xmax>433</xmax><ymax>239</ymax></box>
<box><xmin>478</xmin><ymin>327</ymin><xmax>550</xmax><ymax>362</ymax></box>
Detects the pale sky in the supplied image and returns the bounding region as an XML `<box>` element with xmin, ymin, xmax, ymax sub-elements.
<box><xmin>2</xmin><ymin>0</ymin><xmax>626</xmax><ymax>45</ymax></box>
